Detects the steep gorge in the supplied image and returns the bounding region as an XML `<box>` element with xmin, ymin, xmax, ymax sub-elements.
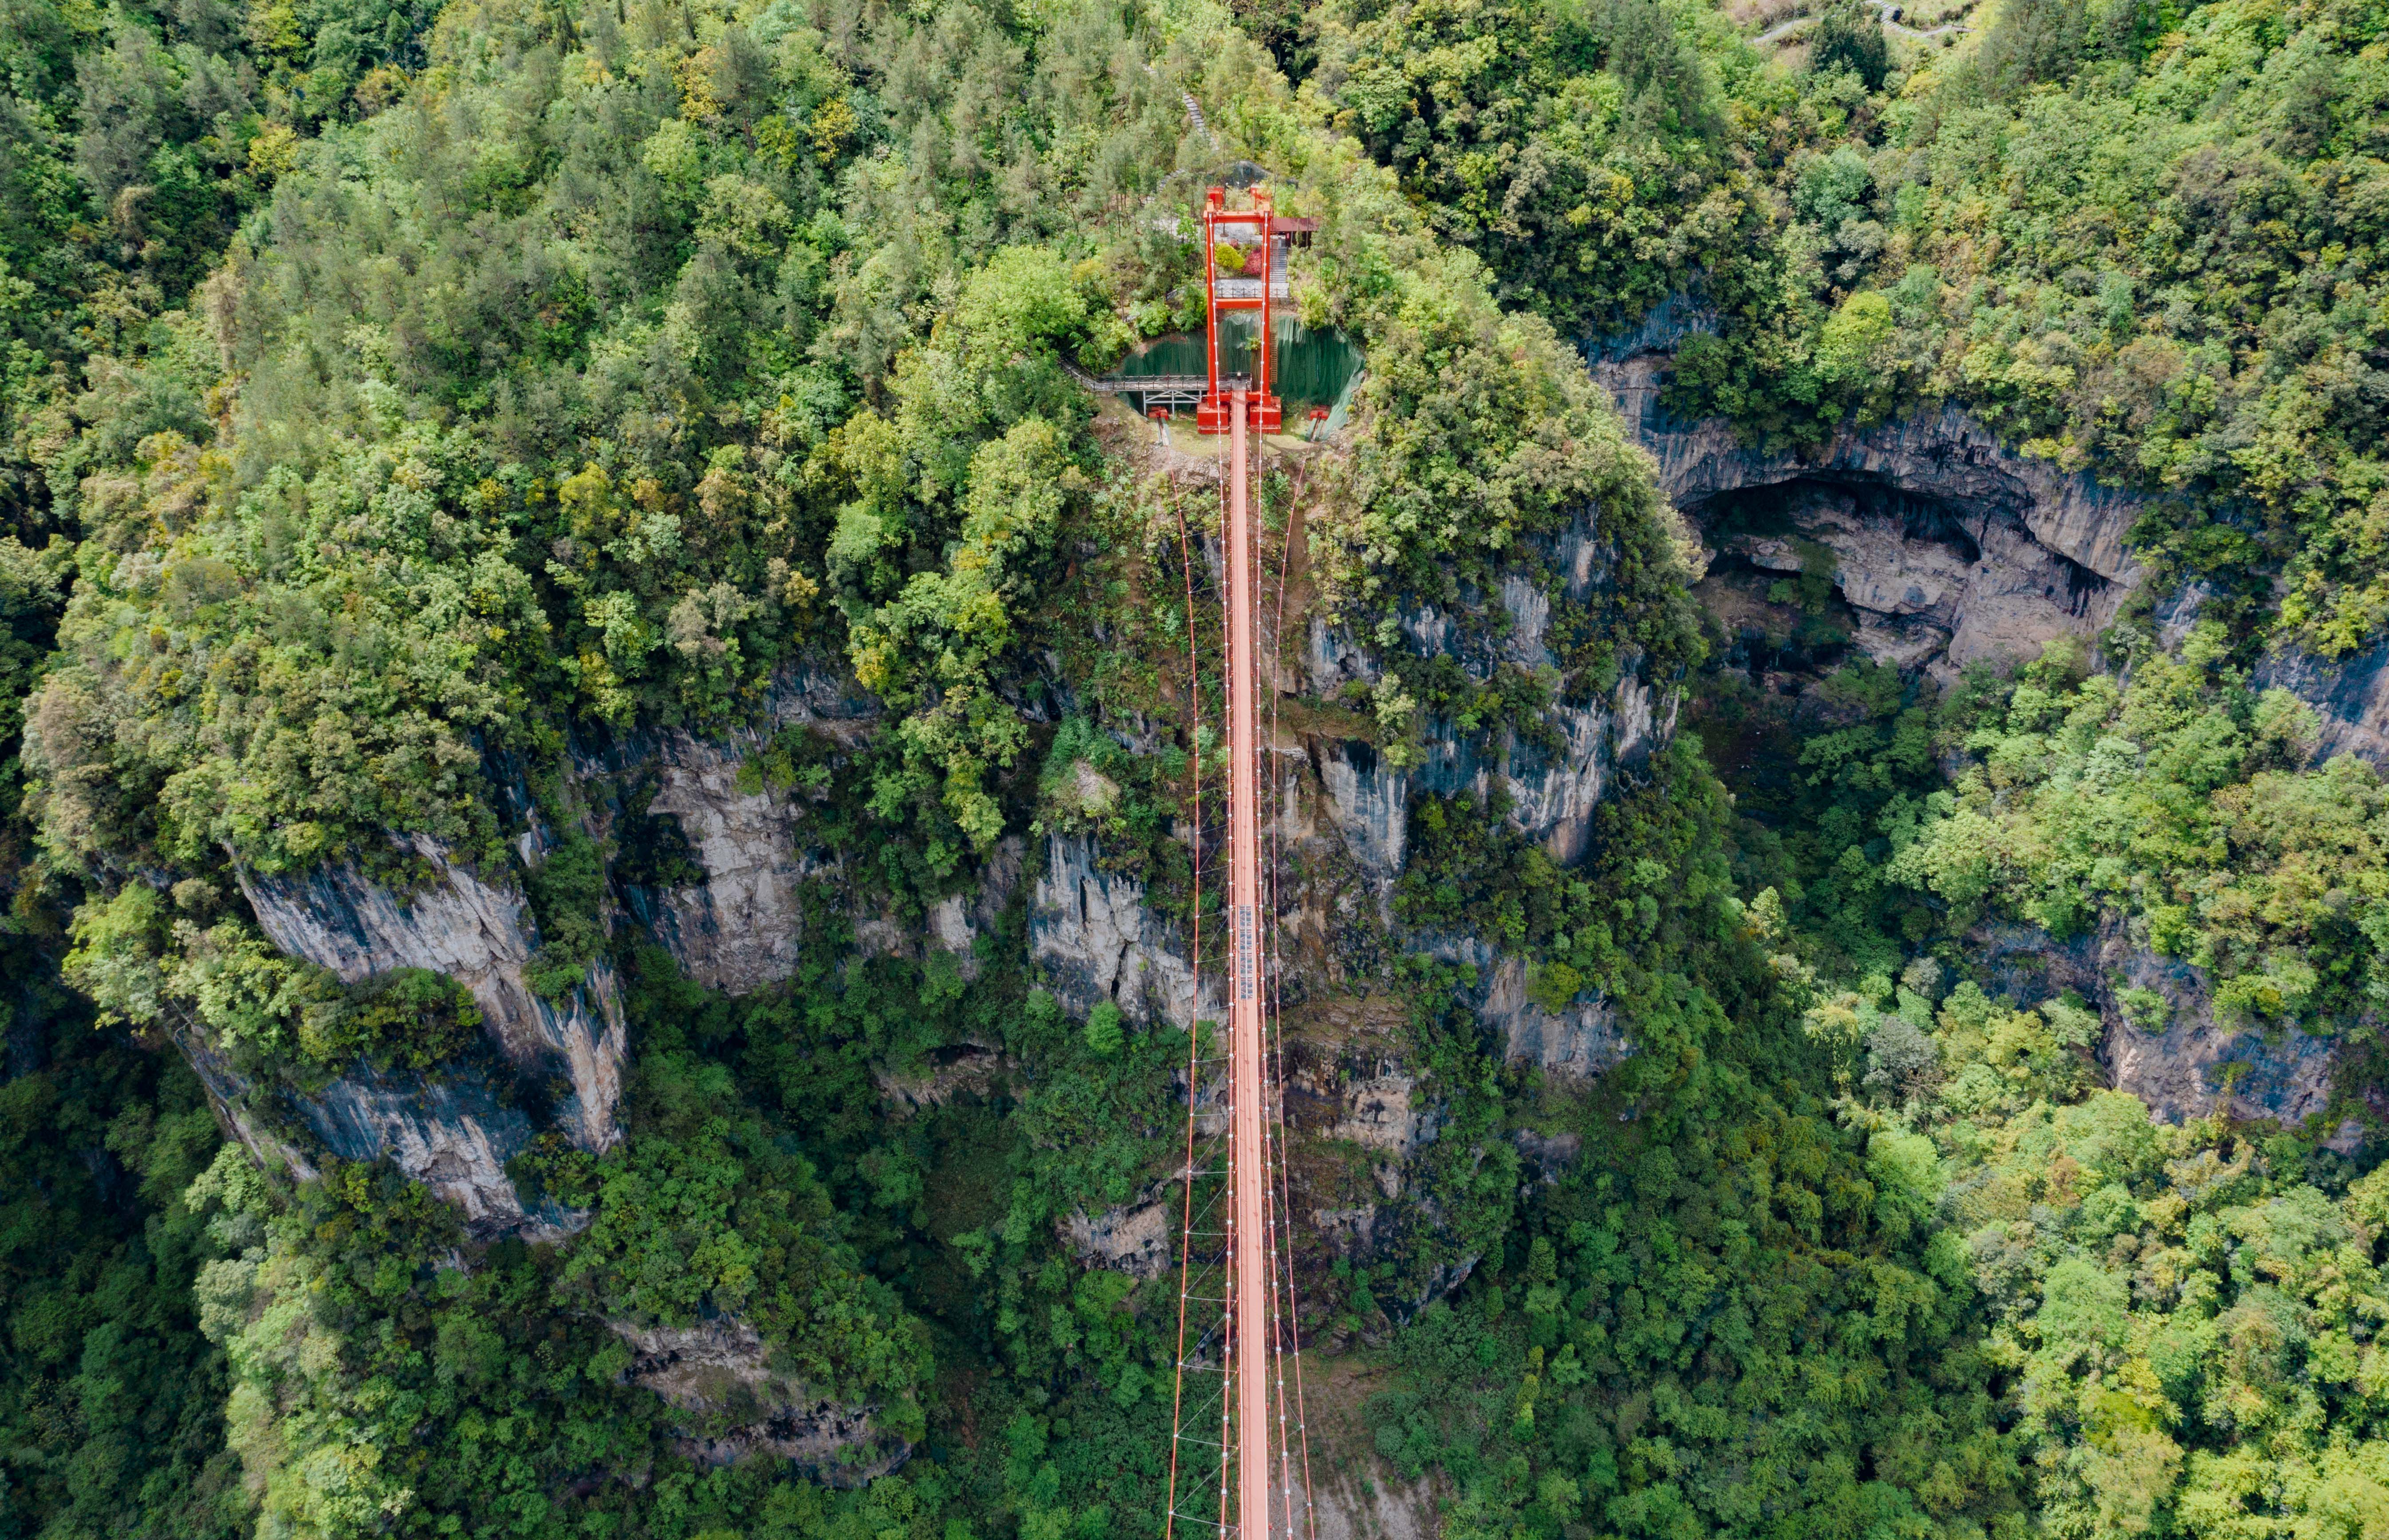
<box><xmin>1596</xmin><ymin>311</ymin><xmax>2369</xmax><ymax>1149</ymax></box>
<box><xmin>12</xmin><ymin>0</ymin><xmax>2389</xmax><ymax>1531</ymax></box>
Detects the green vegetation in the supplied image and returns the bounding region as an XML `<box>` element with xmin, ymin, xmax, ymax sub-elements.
<box><xmin>1309</xmin><ymin>0</ymin><xmax>1756</xmax><ymax>327</ymax></box>
<box><xmin>0</xmin><ymin>962</ymin><xmax>245</xmax><ymax>1540</ymax></box>
<box><xmin>1820</xmin><ymin>972</ymin><xmax>2389</xmax><ymax>1537</ymax></box>
<box><xmin>1318</xmin><ymin>0</ymin><xmax>2389</xmax><ymax>652</ymax></box>
<box><xmin>1378</xmin><ymin>742</ymin><xmax>2022</xmax><ymax>1540</ymax></box>
<box><xmin>1702</xmin><ymin>0</ymin><xmax>2389</xmax><ymax>653</ymax></box>
<box><xmin>1691</xmin><ymin>630</ymin><xmax>2389</xmax><ymax>1041</ymax></box>
<box><xmin>1658</xmin><ymin>584</ymin><xmax>2389</xmax><ymax>1540</ymax></box>
<box><xmin>1898</xmin><ymin>640</ymin><xmax>2387</xmax><ymax>1028</ymax></box>
<box><xmin>8</xmin><ymin>0</ymin><xmax>2389</xmax><ymax>1537</ymax></box>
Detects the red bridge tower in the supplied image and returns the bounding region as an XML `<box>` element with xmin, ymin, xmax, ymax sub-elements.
<box><xmin>1197</xmin><ymin>186</ymin><xmax>1293</xmax><ymax>435</ymax></box>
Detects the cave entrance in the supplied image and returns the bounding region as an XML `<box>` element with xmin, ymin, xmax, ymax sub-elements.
<box><xmin>1692</xmin><ymin>474</ymin><xmax>1985</xmax><ymax>566</ymax></box>
<box><xmin>1684</xmin><ymin>469</ymin><xmax>2113</xmax><ymax>691</ymax></box>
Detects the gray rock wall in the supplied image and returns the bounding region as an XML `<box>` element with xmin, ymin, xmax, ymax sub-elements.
<box><xmin>2253</xmin><ymin>638</ymin><xmax>2389</xmax><ymax>770</ymax></box>
<box><xmin>235</xmin><ymin>839</ymin><xmax>626</xmax><ymax>1236</ymax></box>
<box><xmin>613</xmin><ymin>732</ymin><xmax>814</xmax><ymax>996</ymax></box>
<box><xmin>1618</xmin><ymin>396</ymin><xmax>2143</xmax><ymax>585</ymax></box>
<box><xmin>1594</xmin><ymin>334</ymin><xmax>2146</xmax><ymax>681</ymax></box>
<box><xmin>240</xmin><ymin>841</ymin><xmax>627</xmax><ymax>1151</ymax></box>
<box><xmin>304</xmin><ymin>1065</ymin><xmax>586</xmax><ymax>1242</ymax></box>
<box><xmin>1479</xmin><ymin>956</ymin><xmax>1629</xmax><ymax>1081</ymax></box>
<box><xmin>1305</xmin><ymin>503</ymin><xmax>1675</xmax><ymax>875</ymax></box>
<box><xmin>1585</xmin><ymin>306</ymin><xmax>2385</xmax><ymax>924</ymax></box>
<box><xmin>170</xmin><ymin>1023</ymin><xmax>320</xmax><ymax>1182</ymax></box>
<box><xmin>200</xmin><ymin>669</ymin><xmax>1029</xmax><ymax>1241</ymax></box>
<box><xmin>1970</xmin><ymin>919</ymin><xmax>2356</xmax><ymax>1142</ymax></box>
<box><xmin>1061</xmin><ymin>1194</ymin><xmax>1174</xmax><ymax>1278</ymax></box>
<box><xmin>1031</xmin><ymin>833</ymin><xmax>1215</xmax><ymax>1027</ymax></box>
<box><xmin>1055</xmin><ymin>992</ymin><xmax>1488</xmax><ymax>1324</ymax></box>
<box><xmin>613</xmin><ymin>1317</ymin><xmax>909</xmax><ymax>1485</ymax></box>
<box><xmin>1587</xmin><ymin>318</ymin><xmax>2371</xmax><ymax>1142</ymax></box>
<box><xmin>577</xmin><ymin>668</ymin><xmax>880</xmax><ymax>993</ymax></box>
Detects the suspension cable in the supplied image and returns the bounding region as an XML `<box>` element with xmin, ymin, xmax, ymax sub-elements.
<box><xmin>1165</xmin><ymin>476</ymin><xmax>1210</xmax><ymax>1540</ymax></box>
<box><xmin>1263</xmin><ymin>459</ymin><xmax>1321</xmax><ymax>1540</ymax></box>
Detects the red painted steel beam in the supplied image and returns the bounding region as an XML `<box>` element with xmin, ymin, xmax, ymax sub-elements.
<box><xmin>1226</xmin><ymin>390</ymin><xmax>1271</xmax><ymax>1540</ymax></box>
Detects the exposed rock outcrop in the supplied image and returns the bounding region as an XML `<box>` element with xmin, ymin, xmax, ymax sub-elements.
<box><xmin>606</xmin><ymin>732</ymin><xmax>814</xmax><ymax>995</ymax></box>
<box><xmin>876</xmin><ymin>1041</ymin><xmax>1011</xmax><ymax>1114</ymax></box>
<box><xmin>1307</xmin><ymin>508</ymin><xmax>1673</xmax><ymax>871</ymax></box>
<box><xmin>170</xmin><ymin>1024</ymin><xmax>320</xmax><ymax>1183</ymax></box>
<box><xmin>577</xmin><ymin>668</ymin><xmax>881</xmax><ymax>993</ymax></box>
<box><xmin>1479</xmin><ymin>956</ymin><xmax>1629</xmax><ymax>1081</ymax></box>
<box><xmin>2253</xmin><ymin>637</ymin><xmax>2389</xmax><ymax>770</ymax></box>
<box><xmin>1411</xmin><ymin>934</ymin><xmax>1635</xmax><ymax>1081</ymax></box>
<box><xmin>1053</xmin><ymin>990</ymin><xmax>1492</xmax><ymax>1312</ymax></box>
<box><xmin>1971</xmin><ymin>920</ymin><xmax>2358</xmax><ymax>1143</ymax></box>
<box><xmin>188</xmin><ymin>662</ymin><xmax>1056</xmax><ymax>1243</ymax></box>
<box><xmin>1594</xmin><ymin>321</ymin><xmax>2145</xmax><ymax>682</ymax></box>
<box><xmin>1622</xmin><ymin>401</ymin><xmax>2142</xmax><ymax>588</ymax></box>
<box><xmin>613</xmin><ymin>1318</ymin><xmax>907</xmax><ymax>1485</ymax></box>
<box><xmin>1514</xmin><ymin>1128</ymin><xmax>1583</xmax><ymax>1184</ymax></box>
<box><xmin>305</xmin><ymin>1067</ymin><xmax>561</xmax><ymax>1236</ymax></box>
<box><xmin>1032</xmin><ymin>834</ymin><xmax>1214</xmax><ymax>1026</ymax></box>
<box><xmin>199</xmin><ymin>665</ymin><xmax>1046</xmax><ymax>1242</ymax></box>
<box><xmin>237</xmin><ymin>838</ymin><xmax>626</xmax><ymax>1238</ymax></box>
<box><xmin>1061</xmin><ymin>1193</ymin><xmax>1174</xmax><ymax>1278</ymax></box>
<box><xmin>1326</xmin><ymin>1072</ymin><xmax>1437</xmax><ymax>1154</ymax></box>
<box><xmin>1587</xmin><ymin>324</ymin><xmax>2378</xmax><ymax>1149</ymax></box>
<box><xmin>1309</xmin><ymin>1470</ymin><xmax>1440</xmax><ymax>1540</ymax></box>
<box><xmin>1276</xmin><ymin>998</ymin><xmax>1485</xmax><ymax>1305</ymax></box>
<box><xmin>241</xmin><ymin>837</ymin><xmax>627</xmax><ymax>1150</ymax></box>
<box><xmin>1704</xmin><ymin>479</ymin><xmax>2128</xmax><ymax>679</ymax></box>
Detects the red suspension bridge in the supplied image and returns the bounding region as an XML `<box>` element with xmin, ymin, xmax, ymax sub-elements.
<box><xmin>1161</xmin><ymin>185</ymin><xmax>1319</xmax><ymax>1540</ymax></box>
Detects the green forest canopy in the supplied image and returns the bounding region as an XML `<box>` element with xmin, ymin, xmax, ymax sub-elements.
<box><xmin>5</xmin><ymin>0</ymin><xmax>2389</xmax><ymax>1537</ymax></box>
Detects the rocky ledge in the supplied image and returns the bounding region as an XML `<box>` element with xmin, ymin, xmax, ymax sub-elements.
<box><xmin>1971</xmin><ymin>917</ymin><xmax>2358</xmax><ymax>1146</ymax></box>
<box><xmin>1598</xmin><ymin>330</ymin><xmax>2141</xmax><ymax>682</ymax></box>
<box><xmin>232</xmin><ymin>837</ymin><xmax>626</xmax><ymax>1241</ymax></box>
<box><xmin>613</xmin><ymin>1318</ymin><xmax>910</xmax><ymax>1485</ymax></box>
<box><xmin>1596</xmin><ymin>316</ymin><xmax>2389</xmax><ymax>769</ymax></box>
<box><xmin>1589</xmin><ymin>312</ymin><xmax>2369</xmax><ymax>1147</ymax></box>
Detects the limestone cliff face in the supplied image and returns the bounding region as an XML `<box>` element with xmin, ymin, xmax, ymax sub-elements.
<box><xmin>1308</xmin><ymin>514</ymin><xmax>1669</xmax><ymax>870</ymax></box>
<box><xmin>1700</xmin><ymin>479</ymin><xmax>2131</xmax><ymax>680</ymax></box>
<box><xmin>1032</xmin><ymin>834</ymin><xmax>1216</xmax><ymax>1027</ymax></box>
<box><xmin>1031</xmin><ymin>496</ymin><xmax>1669</xmax><ymax>1053</ymax></box>
<box><xmin>1972</xmin><ymin>919</ymin><xmax>2357</xmax><ymax>1144</ymax></box>
<box><xmin>575</xmin><ymin>668</ymin><xmax>880</xmax><ymax>993</ymax></box>
<box><xmin>1589</xmin><ymin>314</ymin><xmax>2367</xmax><ymax>1143</ymax></box>
<box><xmin>1061</xmin><ymin>1192</ymin><xmax>1176</xmax><ymax>1279</ymax></box>
<box><xmin>236</xmin><ymin>840</ymin><xmax>625</xmax><ymax>1241</ymax></box>
<box><xmin>600</xmin><ymin>731</ymin><xmax>816</xmax><ymax>996</ymax></box>
<box><xmin>612</xmin><ymin>1318</ymin><xmax>909</xmax><ymax>1485</ymax></box>
<box><xmin>1477</xmin><ymin>954</ymin><xmax>1629</xmax><ymax>1081</ymax></box>
<box><xmin>1618</xmin><ymin>396</ymin><xmax>2143</xmax><ymax>586</ymax></box>
<box><xmin>2253</xmin><ymin>638</ymin><xmax>2389</xmax><ymax>770</ymax></box>
<box><xmin>1035</xmin><ymin>499</ymin><xmax>1660</xmax><ymax>1309</ymax></box>
<box><xmin>1594</xmin><ymin>325</ymin><xmax>2143</xmax><ymax>682</ymax></box>
<box><xmin>195</xmin><ymin>665</ymin><xmax>1027</xmax><ymax>1244</ymax></box>
<box><xmin>1056</xmin><ymin>991</ymin><xmax>1496</xmax><ymax>1320</ymax></box>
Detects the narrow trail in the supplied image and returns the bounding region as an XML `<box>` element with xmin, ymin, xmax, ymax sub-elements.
<box><xmin>1752</xmin><ymin>0</ymin><xmax>1972</xmax><ymax>45</ymax></box>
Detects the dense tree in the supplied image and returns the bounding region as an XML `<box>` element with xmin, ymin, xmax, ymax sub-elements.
<box><xmin>1810</xmin><ymin>0</ymin><xmax>1889</xmax><ymax>90</ymax></box>
<box><xmin>6</xmin><ymin>0</ymin><xmax>2389</xmax><ymax>1537</ymax></box>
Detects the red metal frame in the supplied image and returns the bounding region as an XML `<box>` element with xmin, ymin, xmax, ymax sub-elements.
<box><xmin>1198</xmin><ymin>187</ymin><xmax>1283</xmax><ymax>435</ymax></box>
<box><xmin>1224</xmin><ymin>390</ymin><xmax>1269</xmax><ymax>1540</ymax></box>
